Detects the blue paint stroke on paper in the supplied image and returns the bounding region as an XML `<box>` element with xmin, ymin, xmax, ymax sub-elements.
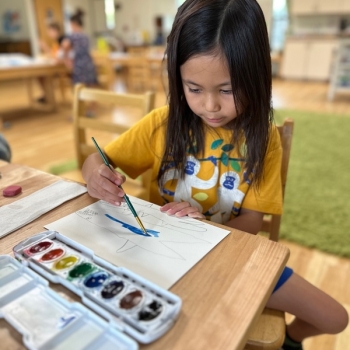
<box><xmin>105</xmin><ymin>214</ymin><xmax>159</xmax><ymax>237</ymax></box>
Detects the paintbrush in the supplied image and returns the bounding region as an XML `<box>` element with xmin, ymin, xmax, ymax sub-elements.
<box><xmin>91</xmin><ymin>137</ymin><xmax>150</xmax><ymax>236</ymax></box>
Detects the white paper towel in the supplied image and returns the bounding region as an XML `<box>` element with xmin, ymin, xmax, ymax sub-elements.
<box><xmin>0</xmin><ymin>180</ymin><xmax>87</xmax><ymax>238</ymax></box>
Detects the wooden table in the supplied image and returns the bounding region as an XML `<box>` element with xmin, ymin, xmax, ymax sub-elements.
<box><xmin>108</xmin><ymin>51</ymin><xmax>165</xmax><ymax>91</ymax></box>
<box><xmin>0</xmin><ymin>54</ymin><xmax>67</xmax><ymax>127</ymax></box>
<box><xmin>0</xmin><ymin>160</ymin><xmax>289</xmax><ymax>350</ymax></box>
<box><xmin>109</xmin><ymin>51</ymin><xmax>165</xmax><ymax>65</ymax></box>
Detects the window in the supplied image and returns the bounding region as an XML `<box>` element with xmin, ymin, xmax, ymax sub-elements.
<box><xmin>271</xmin><ymin>0</ymin><xmax>289</xmax><ymax>52</ymax></box>
<box><xmin>176</xmin><ymin>0</ymin><xmax>186</xmax><ymax>7</ymax></box>
<box><xmin>105</xmin><ymin>0</ymin><xmax>115</xmax><ymax>30</ymax></box>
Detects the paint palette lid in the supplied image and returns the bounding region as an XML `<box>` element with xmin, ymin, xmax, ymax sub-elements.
<box><xmin>0</xmin><ymin>255</ymin><xmax>138</xmax><ymax>350</ymax></box>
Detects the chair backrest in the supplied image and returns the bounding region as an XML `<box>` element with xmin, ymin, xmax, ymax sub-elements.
<box><xmin>260</xmin><ymin>118</ymin><xmax>294</xmax><ymax>241</ymax></box>
<box><xmin>91</xmin><ymin>51</ymin><xmax>115</xmax><ymax>90</ymax></box>
<box><xmin>73</xmin><ymin>84</ymin><xmax>155</xmax><ymax>172</ymax></box>
<box><xmin>126</xmin><ymin>56</ymin><xmax>152</xmax><ymax>92</ymax></box>
<box><xmin>127</xmin><ymin>46</ymin><xmax>149</xmax><ymax>56</ymax></box>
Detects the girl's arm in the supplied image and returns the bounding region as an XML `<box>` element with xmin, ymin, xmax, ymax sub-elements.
<box><xmin>224</xmin><ymin>208</ymin><xmax>264</xmax><ymax>235</ymax></box>
<box><xmin>82</xmin><ymin>152</ymin><xmax>126</xmax><ymax>205</ymax></box>
<box><xmin>39</xmin><ymin>40</ymin><xmax>51</xmax><ymax>55</ymax></box>
<box><xmin>60</xmin><ymin>38</ymin><xmax>73</xmax><ymax>69</ymax></box>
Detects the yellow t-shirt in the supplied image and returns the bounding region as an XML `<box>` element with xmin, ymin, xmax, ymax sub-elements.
<box><xmin>104</xmin><ymin>106</ymin><xmax>283</xmax><ymax>224</ymax></box>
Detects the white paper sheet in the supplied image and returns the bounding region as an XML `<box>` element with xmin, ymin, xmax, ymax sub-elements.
<box><xmin>45</xmin><ymin>197</ymin><xmax>230</xmax><ymax>289</ymax></box>
<box><xmin>0</xmin><ymin>181</ymin><xmax>87</xmax><ymax>238</ymax></box>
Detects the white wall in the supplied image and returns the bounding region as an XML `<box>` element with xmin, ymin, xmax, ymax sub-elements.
<box><xmin>114</xmin><ymin>0</ymin><xmax>177</xmax><ymax>44</ymax></box>
<box><xmin>59</xmin><ymin>0</ymin><xmax>272</xmax><ymax>47</ymax></box>
<box><xmin>257</xmin><ymin>0</ymin><xmax>273</xmax><ymax>39</ymax></box>
<box><xmin>0</xmin><ymin>0</ymin><xmax>102</xmax><ymax>54</ymax></box>
<box><xmin>25</xmin><ymin>0</ymin><xmax>39</xmax><ymax>56</ymax></box>
<box><xmin>91</xmin><ymin>0</ymin><xmax>108</xmax><ymax>33</ymax></box>
<box><xmin>62</xmin><ymin>0</ymin><xmax>95</xmax><ymax>43</ymax></box>
<box><xmin>0</xmin><ymin>0</ymin><xmax>30</xmax><ymax>40</ymax></box>
<box><xmin>114</xmin><ymin>0</ymin><xmax>273</xmax><ymax>45</ymax></box>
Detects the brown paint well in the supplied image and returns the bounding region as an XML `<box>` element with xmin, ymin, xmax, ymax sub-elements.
<box><xmin>119</xmin><ymin>290</ymin><xmax>143</xmax><ymax>310</ymax></box>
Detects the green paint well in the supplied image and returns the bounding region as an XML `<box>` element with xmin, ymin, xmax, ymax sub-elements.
<box><xmin>68</xmin><ymin>262</ymin><xmax>95</xmax><ymax>279</ymax></box>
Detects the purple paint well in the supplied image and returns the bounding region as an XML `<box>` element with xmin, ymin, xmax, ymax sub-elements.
<box><xmin>101</xmin><ymin>280</ymin><xmax>124</xmax><ymax>299</ymax></box>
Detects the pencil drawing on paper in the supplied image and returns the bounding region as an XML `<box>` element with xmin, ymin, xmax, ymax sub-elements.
<box><xmin>45</xmin><ymin>196</ymin><xmax>230</xmax><ymax>289</ymax></box>
<box><xmin>75</xmin><ymin>200</ymin><xmax>213</xmax><ymax>260</ymax></box>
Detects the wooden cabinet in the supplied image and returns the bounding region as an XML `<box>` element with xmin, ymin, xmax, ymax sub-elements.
<box><xmin>0</xmin><ymin>41</ymin><xmax>32</xmax><ymax>56</ymax></box>
<box><xmin>317</xmin><ymin>0</ymin><xmax>343</xmax><ymax>14</ymax></box>
<box><xmin>306</xmin><ymin>41</ymin><xmax>337</xmax><ymax>80</ymax></box>
<box><xmin>281</xmin><ymin>39</ymin><xmax>337</xmax><ymax>81</ymax></box>
<box><xmin>342</xmin><ymin>0</ymin><xmax>350</xmax><ymax>12</ymax></box>
<box><xmin>291</xmin><ymin>0</ymin><xmax>350</xmax><ymax>14</ymax></box>
<box><xmin>291</xmin><ymin>0</ymin><xmax>318</xmax><ymax>15</ymax></box>
<box><xmin>328</xmin><ymin>39</ymin><xmax>350</xmax><ymax>100</ymax></box>
<box><xmin>280</xmin><ymin>41</ymin><xmax>308</xmax><ymax>79</ymax></box>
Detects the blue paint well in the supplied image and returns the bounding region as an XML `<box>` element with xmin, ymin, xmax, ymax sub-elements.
<box><xmin>84</xmin><ymin>271</ymin><xmax>108</xmax><ymax>288</ymax></box>
<box><xmin>105</xmin><ymin>214</ymin><xmax>159</xmax><ymax>237</ymax></box>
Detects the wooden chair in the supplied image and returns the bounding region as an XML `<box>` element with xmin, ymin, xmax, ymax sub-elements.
<box><xmin>261</xmin><ymin>118</ymin><xmax>294</xmax><ymax>242</ymax></box>
<box><xmin>148</xmin><ymin>46</ymin><xmax>167</xmax><ymax>91</ymax></box>
<box><xmin>73</xmin><ymin>84</ymin><xmax>155</xmax><ymax>200</ymax></box>
<box><xmin>126</xmin><ymin>56</ymin><xmax>152</xmax><ymax>92</ymax></box>
<box><xmin>244</xmin><ymin>118</ymin><xmax>294</xmax><ymax>350</ymax></box>
<box><xmin>126</xmin><ymin>46</ymin><xmax>148</xmax><ymax>56</ymax></box>
<box><xmin>244</xmin><ymin>308</ymin><xmax>286</xmax><ymax>350</ymax></box>
<box><xmin>91</xmin><ymin>51</ymin><xmax>116</xmax><ymax>90</ymax></box>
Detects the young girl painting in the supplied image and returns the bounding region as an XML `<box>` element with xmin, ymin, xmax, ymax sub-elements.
<box><xmin>82</xmin><ymin>1</ymin><xmax>348</xmax><ymax>349</ymax></box>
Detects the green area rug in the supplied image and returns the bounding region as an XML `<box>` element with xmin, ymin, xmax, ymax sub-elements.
<box><xmin>48</xmin><ymin>160</ymin><xmax>137</xmax><ymax>179</ymax></box>
<box><xmin>274</xmin><ymin>109</ymin><xmax>350</xmax><ymax>258</ymax></box>
<box><xmin>48</xmin><ymin>159</ymin><xmax>78</xmax><ymax>175</ymax></box>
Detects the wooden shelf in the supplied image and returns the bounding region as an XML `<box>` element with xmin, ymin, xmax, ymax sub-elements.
<box><xmin>328</xmin><ymin>39</ymin><xmax>350</xmax><ymax>100</ymax></box>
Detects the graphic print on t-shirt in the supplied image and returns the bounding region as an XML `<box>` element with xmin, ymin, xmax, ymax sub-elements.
<box><xmin>160</xmin><ymin>138</ymin><xmax>246</xmax><ymax>224</ymax></box>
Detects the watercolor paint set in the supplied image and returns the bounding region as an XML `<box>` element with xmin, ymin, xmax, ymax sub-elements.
<box><xmin>0</xmin><ymin>255</ymin><xmax>138</xmax><ymax>350</ymax></box>
<box><xmin>12</xmin><ymin>230</ymin><xmax>182</xmax><ymax>345</ymax></box>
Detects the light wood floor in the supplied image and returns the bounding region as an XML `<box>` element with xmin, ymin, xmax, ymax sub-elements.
<box><xmin>272</xmin><ymin>79</ymin><xmax>350</xmax><ymax>116</ymax></box>
<box><xmin>1</xmin><ymin>77</ymin><xmax>350</xmax><ymax>350</ymax></box>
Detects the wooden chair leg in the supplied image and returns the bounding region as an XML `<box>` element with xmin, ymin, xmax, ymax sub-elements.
<box><xmin>244</xmin><ymin>308</ymin><xmax>285</xmax><ymax>350</ymax></box>
<box><xmin>43</xmin><ymin>76</ymin><xmax>57</xmax><ymax>111</ymax></box>
<box><xmin>269</xmin><ymin>215</ymin><xmax>282</xmax><ymax>242</ymax></box>
<box><xmin>26</xmin><ymin>78</ymin><xmax>34</xmax><ymax>107</ymax></box>
<box><xmin>58</xmin><ymin>73</ymin><xmax>67</xmax><ymax>103</ymax></box>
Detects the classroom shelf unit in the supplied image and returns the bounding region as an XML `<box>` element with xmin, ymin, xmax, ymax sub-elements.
<box><xmin>328</xmin><ymin>39</ymin><xmax>350</xmax><ymax>101</ymax></box>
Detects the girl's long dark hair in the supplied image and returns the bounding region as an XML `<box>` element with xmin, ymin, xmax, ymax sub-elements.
<box><xmin>158</xmin><ymin>0</ymin><xmax>273</xmax><ymax>188</ymax></box>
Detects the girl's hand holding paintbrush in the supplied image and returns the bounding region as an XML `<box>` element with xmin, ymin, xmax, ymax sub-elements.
<box><xmin>83</xmin><ymin>153</ymin><xmax>205</xmax><ymax>219</ymax></box>
<box><xmin>82</xmin><ymin>152</ymin><xmax>126</xmax><ymax>206</ymax></box>
<box><xmin>85</xmin><ymin>138</ymin><xmax>148</xmax><ymax>235</ymax></box>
